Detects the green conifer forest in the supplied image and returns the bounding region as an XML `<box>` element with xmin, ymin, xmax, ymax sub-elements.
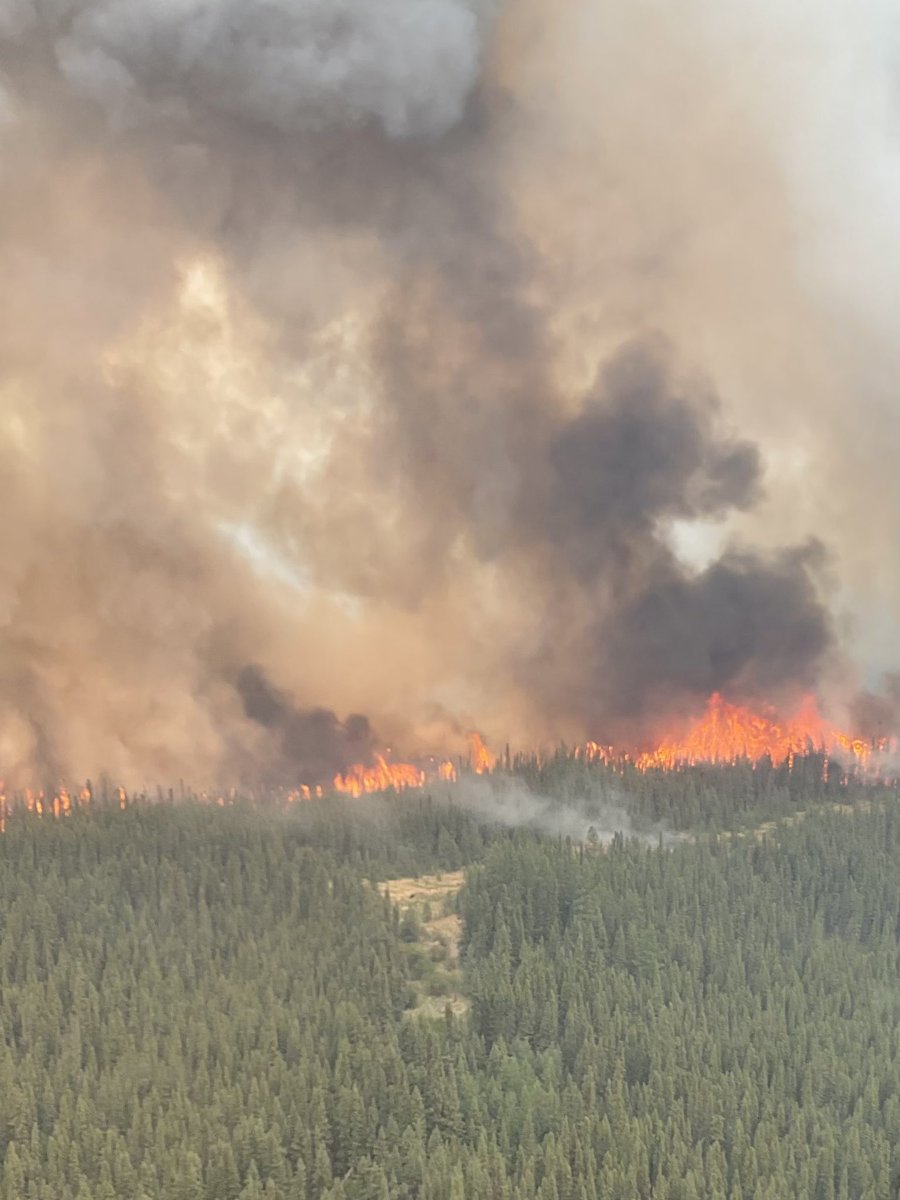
<box><xmin>0</xmin><ymin>760</ymin><xmax>898</xmax><ymax>1199</ymax></box>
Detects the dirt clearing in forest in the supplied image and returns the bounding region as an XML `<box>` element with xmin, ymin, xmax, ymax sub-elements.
<box><xmin>378</xmin><ymin>870</ymin><xmax>468</xmax><ymax>1018</ymax></box>
<box><xmin>378</xmin><ymin>869</ymin><xmax>465</xmax><ymax>908</ymax></box>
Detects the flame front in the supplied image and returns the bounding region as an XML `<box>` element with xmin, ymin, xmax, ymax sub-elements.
<box><xmin>332</xmin><ymin>753</ymin><xmax>457</xmax><ymax>797</ymax></box>
<box><xmin>634</xmin><ymin>692</ymin><xmax>872</xmax><ymax>770</ymax></box>
<box><xmin>331</xmin><ymin>731</ymin><xmax>492</xmax><ymax>798</ymax></box>
<box><xmin>323</xmin><ymin>702</ymin><xmax>876</xmax><ymax>797</ymax></box>
<box><xmin>0</xmin><ymin>695</ymin><xmax>886</xmax><ymax>830</ymax></box>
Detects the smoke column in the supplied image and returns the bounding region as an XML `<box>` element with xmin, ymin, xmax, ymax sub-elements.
<box><xmin>0</xmin><ymin>0</ymin><xmax>898</xmax><ymax>784</ymax></box>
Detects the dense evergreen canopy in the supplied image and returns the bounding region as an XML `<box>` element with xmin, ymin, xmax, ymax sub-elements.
<box><xmin>0</xmin><ymin>761</ymin><xmax>897</xmax><ymax>1198</ymax></box>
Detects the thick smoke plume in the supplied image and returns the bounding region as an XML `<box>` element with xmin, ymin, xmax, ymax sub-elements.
<box><xmin>48</xmin><ymin>0</ymin><xmax>490</xmax><ymax>139</ymax></box>
<box><xmin>236</xmin><ymin>665</ymin><xmax>373</xmax><ymax>785</ymax></box>
<box><xmin>0</xmin><ymin>0</ymin><xmax>898</xmax><ymax>784</ymax></box>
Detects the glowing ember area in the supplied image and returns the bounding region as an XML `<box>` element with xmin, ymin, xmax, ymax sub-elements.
<box><xmin>632</xmin><ymin>693</ymin><xmax>872</xmax><ymax>770</ymax></box>
<box><xmin>468</xmin><ymin>731</ymin><xmax>496</xmax><ymax>774</ymax></box>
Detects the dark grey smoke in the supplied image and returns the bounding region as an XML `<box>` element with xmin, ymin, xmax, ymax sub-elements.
<box><xmin>372</xmin><ymin>317</ymin><xmax>835</xmax><ymax>733</ymax></box>
<box><xmin>850</xmin><ymin>674</ymin><xmax>900</xmax><ymax>742</ymax></box>
<box><xmin>590</xmin><ymin>544</ymin><xmax>833</xmax><ymax>728</ymax></box>
<box><xmin>542</xmin><ymin>343</ymin><xmax>762</xmax><ymax>577</ymax></box>
<box><xmin>518</xmin><ymin>346</ymin><xmax>833</xmax><ymax>734</ymax></box>
<box><xmin>237</xmin><ymin>666</ymin><xmax>374</xmax><ymax>784</ymax></box>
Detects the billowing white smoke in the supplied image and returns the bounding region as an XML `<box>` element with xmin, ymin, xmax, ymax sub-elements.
<box><xmin>28</xmin><ymin>0</ymin><xmax>493</xmax><ymax>137</ymax></box>
<box><xmin>451</xmin><ymin>775</ymin><xmax>663</xmax><ymax>845</ymax></box>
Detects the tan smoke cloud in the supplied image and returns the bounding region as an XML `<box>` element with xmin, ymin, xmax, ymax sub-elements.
<box><xmin>0</xmin><ymin>0</ymin><xmax>898</xmax><ymax>786</ymax></box>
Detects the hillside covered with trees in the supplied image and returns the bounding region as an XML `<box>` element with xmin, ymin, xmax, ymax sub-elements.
<box><xmin>0</xmin><ymin>762</ymin><xmax>898</xmax><ymax>1198</ymax></box>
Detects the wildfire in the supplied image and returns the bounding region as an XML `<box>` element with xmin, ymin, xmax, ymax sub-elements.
<box><xmin>290</xmin><ymin>701</ymin><xmax>884</xmax><ymax>799</ymax></box>
<box><xmin>0</xmin><ymin>779</ymin><xmax>93</xmax><ymax>831</ymax></box>
<box><xmin>332</xmin><ymin>755</ymin><xmax>424</xmax><ymax>797</ymax></box>
<box><xmin>0</xmin><ymin>696</ymin><xmax>888</xmax><ymax>833</ymax></box>
<box><xmin>332</xmin><ymin>753</ymin><xmax>458</xmax><ymax>797</ymax></box>
<box><xmin>468</xmin><ymin>731</ymin><xmax>496</xmax><ymax>774</ymax></box>
<box><xmin>579</xmin><ymin>741</ymin><xmax>614</xmax><ymax>767</ymax></box>
<box><xmin>330</xmin><ymin>732</ymin><xmax>492</xmax><ymax>798</ymax></box>
<box><xmin>633</xmin><ymin>692</ymin><xmax>872</xmax><ymax>770</ymax></box>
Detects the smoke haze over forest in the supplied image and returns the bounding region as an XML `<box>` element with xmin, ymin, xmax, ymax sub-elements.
<box><xmin>2</xmin><ymin>0</ymin><xmax>900</xmax><ymax>784</ymax></box>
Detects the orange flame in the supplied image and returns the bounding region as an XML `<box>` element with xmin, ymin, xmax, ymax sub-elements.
<box><xmin>579</xmin><ymin>741</ymin><xmax>614</xmax><ymax>766</ymax></box>
<box><xmin>0</xmin><ymin>694</ymin><xmax>887</xmax><ymax>831</ymax></box>
<box><xmin>333</xmin><ymin>755</ymin><xmax>424</xmax><ymax>797</ymax></box>
<box><xmin>633</xmin><ymin>693</ymin><xmax>872</xmax><ymax>770</ymax></box>
<box><xmin>468</xmin><ymin>731</ymin><xmax>496</xmax><ymax>774</ymax></box>
<box><xmin>330</xmin><ymin>746</ymin><xmax>463</xmax><ymax>797</ymax></box>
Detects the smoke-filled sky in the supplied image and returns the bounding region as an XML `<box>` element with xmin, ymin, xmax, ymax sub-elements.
<box><xmin>1</xmin><ymin>0</ymin><xmax>899</xmax><ymax>786</ymax></box>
